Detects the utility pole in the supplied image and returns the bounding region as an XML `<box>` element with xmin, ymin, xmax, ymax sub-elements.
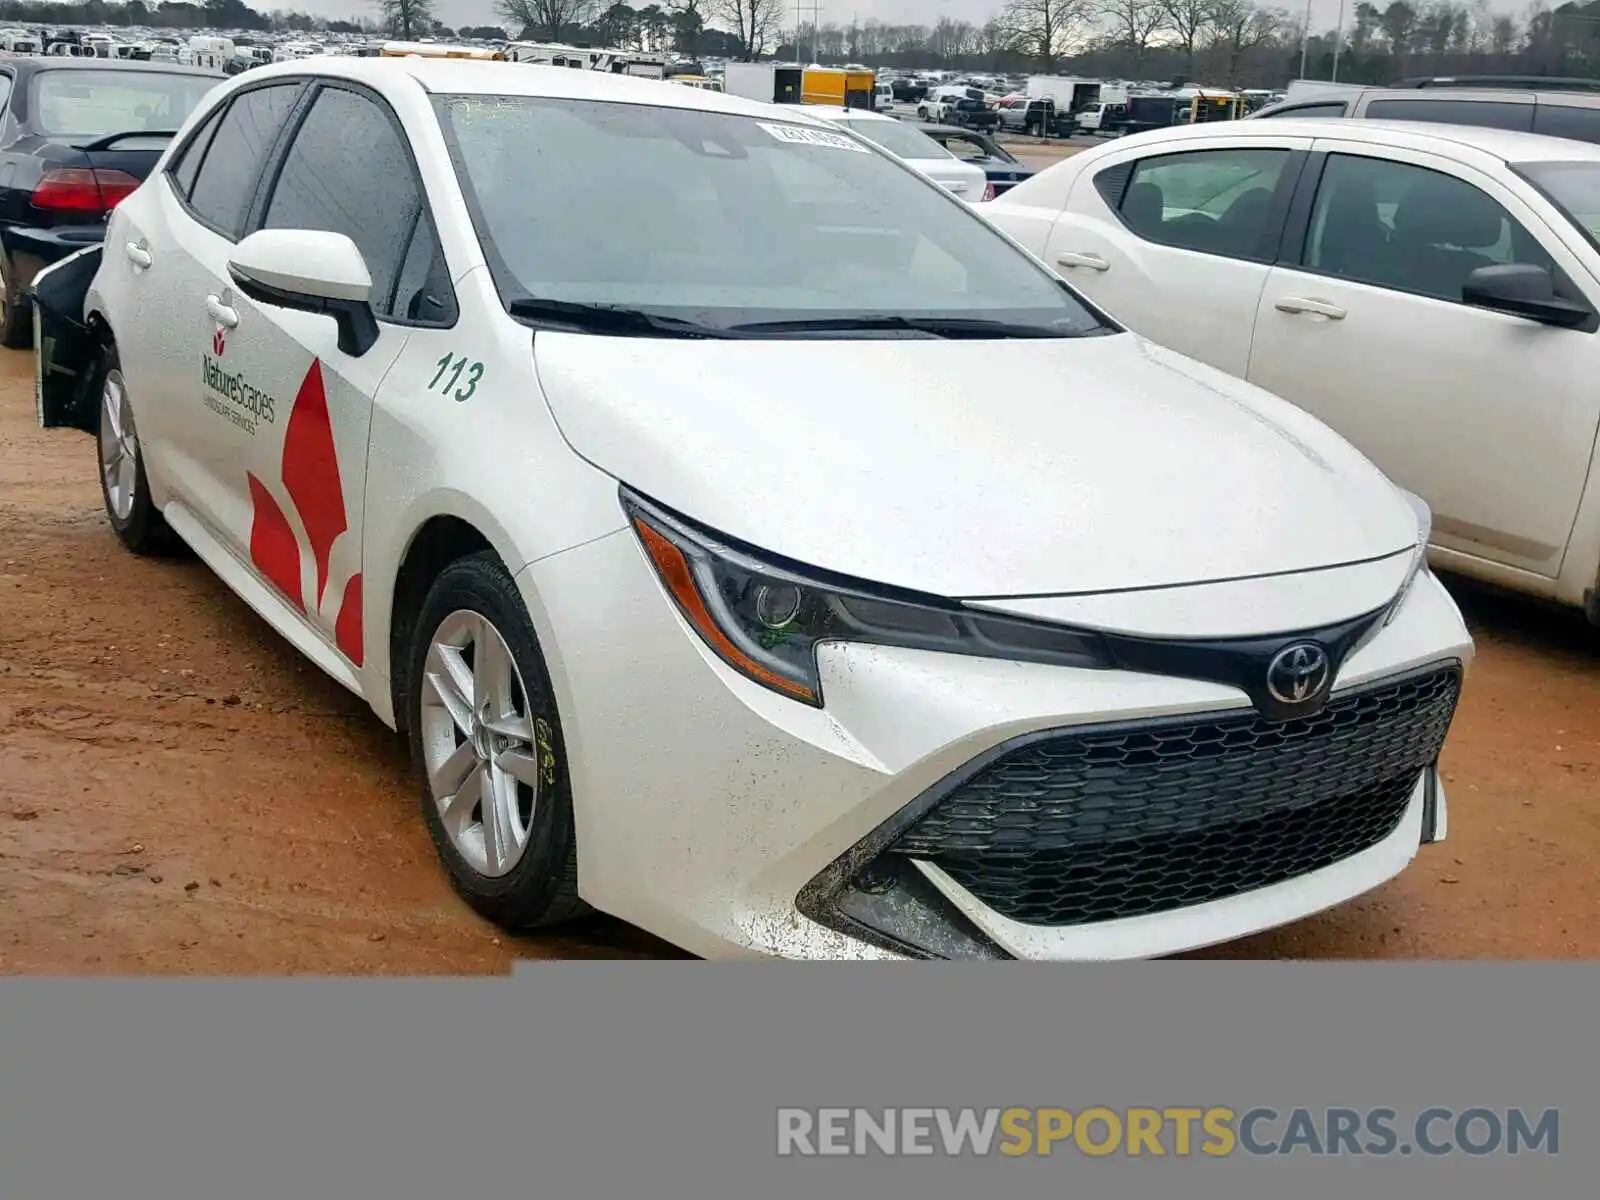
<box><xmin>1331</xmin><ymin>0</ymin><xmax>1348</xmax><ymax>79</ymax></box>
<box><xmin>1297</xmin><ymin>0</ymin><xmax>1312</xmax><ymax>78</ymax></box>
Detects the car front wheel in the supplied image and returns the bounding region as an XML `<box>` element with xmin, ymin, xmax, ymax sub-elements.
<box><xmin>408</xmin><ymin>551</ymin><xmax>588</xmax><ymax>931</ymax></box>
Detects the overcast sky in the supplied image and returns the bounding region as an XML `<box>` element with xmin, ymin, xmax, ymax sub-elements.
<box><xmin>306</xmin><ymin>0</ymin><xmax>1527</xmax><ymax>38</ymax></box>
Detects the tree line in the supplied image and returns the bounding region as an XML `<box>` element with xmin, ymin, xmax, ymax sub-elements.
<box><xmin>6</xmin><ymin>0</ymin><xmax>1600</xmax><ymax>89</ymax></box>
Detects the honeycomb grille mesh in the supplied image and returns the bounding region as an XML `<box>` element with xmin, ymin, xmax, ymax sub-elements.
<box><xmin>891</xmin><ymin>667</ymin><xmax>1461</xmax><ymax>927</ymax></box>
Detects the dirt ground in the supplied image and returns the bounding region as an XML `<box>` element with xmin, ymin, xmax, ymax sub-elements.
<box><xmin>2</xmin><ymin>346</ymin><xmax>1598</xmax><ymax>972</ymax></box>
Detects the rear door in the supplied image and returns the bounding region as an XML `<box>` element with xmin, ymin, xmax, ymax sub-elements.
<box><xmin>1039</xmin><ymin>135</ymin><xmax>1310</xmax><ymax>376</ymax></box>
<box><xmin>106</xmin><ymin>79</ymin><xmax>306</xmax><ymax>534</ymax></box>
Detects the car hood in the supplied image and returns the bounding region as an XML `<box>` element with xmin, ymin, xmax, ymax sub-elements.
<box><xmin>533</xmin><ymin>330</ymin><xmax>1418</xmax><ymax>599</ymax></box>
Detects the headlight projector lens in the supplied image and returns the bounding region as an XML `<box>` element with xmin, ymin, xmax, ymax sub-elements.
<box><xmin>754</xmin><ymin>583</ymin><xmax>803</xmax><ymax>630</ymax></box>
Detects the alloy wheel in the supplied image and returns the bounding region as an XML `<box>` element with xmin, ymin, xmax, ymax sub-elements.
<box><xmin>420</xmin><ymin>610</ymin><xmax>545</xmax><ymax>878</ymax></box>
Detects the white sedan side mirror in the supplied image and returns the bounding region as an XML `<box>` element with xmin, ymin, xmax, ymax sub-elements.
<box><xmin>226</xmin><ymin>228</ymin><xmax>379</xmax><ymax>356</ymax></box>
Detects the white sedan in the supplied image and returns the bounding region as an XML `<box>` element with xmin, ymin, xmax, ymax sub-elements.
<box><xmin>36</xmin><ymin>60</ymin><xmax>1471</xmax><ymax>960</ymax></box>
<box><xmin>984</xmin><ymin>118</ymin><xmax>1600</xmax><ymax>623</ymax></box>
<box><xmin>803</xmin><ymin>105</ymin><xmax>990</xmax><ymax>199</ymax></box>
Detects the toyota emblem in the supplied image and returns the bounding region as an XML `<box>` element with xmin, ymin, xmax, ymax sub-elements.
<box><xmin>1266</xmin><ymin>643</ymin><xmax>1331</xmax><ymax>706</ymax></box>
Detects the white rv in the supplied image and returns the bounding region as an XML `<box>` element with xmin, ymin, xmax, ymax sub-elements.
<box><xmin>179</xmin><ymin>36</ymin><xmax>234</xmax><ymax>68</ymax></box>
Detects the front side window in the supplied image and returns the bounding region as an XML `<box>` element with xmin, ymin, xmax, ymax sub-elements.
<box><xmin>1303</xmin><ymin>153</ymin><xmax>1554</xmax><ymax>301</ymax></box>
<box><xmin>31</xmin><ymin>68</ymin><xmax>218</xmax><ymax>138</ymax></box>
<box><xmin>1516</xmin><ymin>159</ymin><xmax>1600</xmax><ymax>250</ymax></box>
<box><xmin>261</xmin><ymin>85</ymin><xmax>439</xmax><ymax>321</ymax></box>
<box><xmin>186</xmin><ymin>82</ymin><xmax>301</xmax><ymax>239</ymax></box>
<box><xmin>434</xmin><ymin>94</ymin><xmax>1109</xmax><ymax>337</ymax></box>
<box><xmin>1118</xmin><ymin>148</ymin><xmax>1290</xmax><ymax>260</ymax></box>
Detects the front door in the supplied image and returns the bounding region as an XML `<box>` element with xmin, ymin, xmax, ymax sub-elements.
<box><xmin>1246</xmin><ymin>143</ymin><xmax>1600</xmax><ymax>578</ymax></box>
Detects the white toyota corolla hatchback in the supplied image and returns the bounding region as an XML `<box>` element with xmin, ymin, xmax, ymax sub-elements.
<box><xmin>34</xmin><ymin>59</ymin><xmax>1472</xmax><ymax>960</ymax></box>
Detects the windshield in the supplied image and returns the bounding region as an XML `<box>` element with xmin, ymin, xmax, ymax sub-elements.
<box><xmin>32</xmin><ymin>69</ymin><xmax>217</xmax><ymax>137</ymax></box>
<box><xmin>434</xmin><ymin>94</ymin><xmax>1108</xmax><ymax>336</ymax></box>
<box><xmin>828</xmin><ymin>116</ymin><xmax>952</xmax><ymax>160</ymax></box>
<box><xmin>1518</xmin><ymin>160</ymin><xmax>1600</xmax><ymax>248</ymax></box>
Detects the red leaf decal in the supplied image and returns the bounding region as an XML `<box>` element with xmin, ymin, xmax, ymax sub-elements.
<box><xmin>247</xmin><ymin>473</ymin><xmax>305</xmax><ymax>613</ymax></box>
<box><xmin>281</xmin><ymin>360</ymin><xmax>347</xmax><ymax>609</ymax></box>
<box><xmin>335</xmin><ymin>573</ymin><xmax>363</xmax><ymax>666</ymax></box>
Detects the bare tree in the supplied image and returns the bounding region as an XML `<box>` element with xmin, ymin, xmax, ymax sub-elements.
<box><xmin>375</xmin><ymin>0</ymin><xmax>434</xmax><ymax>39</ymax></box>
<box><xmin>1098</xmin><ymin>0</ymin><xmax>1171</xmax><ymax>71</ymax></box>
<box><xmin>998</xmin><ymin>0</ymin><xmax>1094</xmax><ymax>72</ymax></box>
<box><xmin>1490</xmin><ymin>12</ymin><xmax>1520</xmax><ymax>54</ymax></box>
<box><xmin>494</xmin><ymin>0</ymin><xmax>595</xmax><ymax>40</ymax></box>
<box><xmin>1161</xmin><ymin>0</ymin><xmax>1214</xmax><ymax>72</ymax></box>
<box><xmin>710</xmin><ymin>0</ymin><xmax>784</xmax><ymax>58</ymax></box>
<box><xmin>1205</xmin><ymin>0</ymin><xmax>1283</xmax><ymax>83</ymax></box>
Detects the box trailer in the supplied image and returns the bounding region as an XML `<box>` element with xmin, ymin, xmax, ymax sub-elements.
<box><xmin>722</xmin><ymin>62</ymin><xmax>804</xmax><ymax>104</ymax></box>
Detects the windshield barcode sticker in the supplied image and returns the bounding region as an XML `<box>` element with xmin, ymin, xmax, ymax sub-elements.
<box><xmin>757</xmin><ymin>122</ymin><xmax>871</xmax><ymax>152</ymax></box>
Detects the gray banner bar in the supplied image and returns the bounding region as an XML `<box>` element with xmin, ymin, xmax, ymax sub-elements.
<box><xmin>0</xmin><ymin>964</ymin><xmax>1586</xmax><ymax>1197</ymax></box>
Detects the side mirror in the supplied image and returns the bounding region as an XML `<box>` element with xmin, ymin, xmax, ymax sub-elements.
<box><xmin>226</xmin><ymin>228</ymin><xmax>380</xmax><ymax>356</ymax></box>
<box><xmin>1462</xmin><ymin>263</ymin><xmax>1594</xmax><ymax>329</ymax></box>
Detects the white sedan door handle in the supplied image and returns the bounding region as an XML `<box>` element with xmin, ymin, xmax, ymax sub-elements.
<box><xmin>205</xmin><ymin>294</ymin><xmax>239</xmax><ymax>328</ymax></box>
<box><xmin>124</xmin><ymin>241</ymin><xmax>152</xmax><ymax>269</ymax></box>
<box><xmin>1057</xmin><ymin>251</ymin><xmax>1110</xmax><ymax>271</ymax></box>
<box><xmin>1275</xmin><ymin>296</ymin><xmax>1347</xmax><ymax>320</ymax></box>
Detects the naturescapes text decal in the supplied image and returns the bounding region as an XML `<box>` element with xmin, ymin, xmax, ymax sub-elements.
<box><xmin>201</xmin><ymin>352</ymin><xmax>279</xmax><ymax>436</ymax></box>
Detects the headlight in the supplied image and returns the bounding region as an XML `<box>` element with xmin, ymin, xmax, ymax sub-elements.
<box><xmin>1385</xmin><ymin>488</ymin><xmax>1433</xmax><ymax>626</ymax></box>
<box><xmin>622</xmin><ymin>487</ymin><xmax>1113</xmax><ymax>707</ymax></box>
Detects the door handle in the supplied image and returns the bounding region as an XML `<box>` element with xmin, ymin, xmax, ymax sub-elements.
<box><xmin>124</xmin><ymin>241</ymin><xmax>152</xmax><ymax>269</ymax></box>
<box><xmin>1057</xmin><ymin>251</ymin><xmax>1110</xmax><ymax>271</ymax></box>
<box><xmin>1274</xmin><ymin>296</ymin><xmax>1346</xmax><ymax>319</ymax></box>
<box><xmin>205</xmin><ymin>294</ymin><xmax>239</xmax><ymax>328</ymax></box>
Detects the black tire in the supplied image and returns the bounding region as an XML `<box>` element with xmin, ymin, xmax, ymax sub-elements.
<box><xmin>0</xmin><ymin>252</ymin><xmax>32</xmax><ymax>349</ymax></box>
<box><xmin>94</xmin><ymin>340</ymin><xmax>179</xmax><ymax>555</ymax></box>
<box><xmin>408</xmin><ymin>550</ymin><xmax>589</xmax><ymax>931</ymax></box>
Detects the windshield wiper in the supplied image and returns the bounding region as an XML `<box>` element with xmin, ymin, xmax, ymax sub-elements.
<box><xmin>506</xmin><ymin>296</ymin><xmax>734</xmax><ymax>338</ymax></box>
<box><xmin>724</xmin><ymin>314</ymin><xmax>1083</xmax><ymax>338</ymax></box>
<box><xmin>75</xmin><ymin>130</ymin><xmax>178</xmax><ymax>151</ymax></box>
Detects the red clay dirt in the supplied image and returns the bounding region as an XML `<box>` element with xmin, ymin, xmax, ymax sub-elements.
<box><xmin>1</xmin><ymin>347</ymin><xmax>1597</xmax><ymax>971</ymax></box>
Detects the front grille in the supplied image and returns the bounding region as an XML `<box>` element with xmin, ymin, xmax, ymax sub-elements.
<box><xmin>890</xmin><ymin>666</ymin><xmax>1461</xmax><ymax>927</ymax></box>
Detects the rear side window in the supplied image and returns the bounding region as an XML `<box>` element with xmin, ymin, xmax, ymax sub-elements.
<box><xmin>1532</xmin><ymin>103</ymin><xmax>1600</xmax><ymax>146</ymax></box>
<box><xmin>186</xmin><ymin>83</ymin><xmax>302</xmax><ymax>239</ymax></box>
<box><xmin>1362</xmin><ymin>97</ymin><xmax>1533</xmax><ymax>132</ymax></box>
<box><xmin>1116</xmin><ymin>148</ymin><xmax>1291</xmax><ymax>261</ymax></box>
<box><xmin>168</xmin><ymin>104</ymin><xmax>224</xmax><ymax>200</ymax></box>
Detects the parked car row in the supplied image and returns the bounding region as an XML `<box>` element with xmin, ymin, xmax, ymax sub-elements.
<box><xmin>27</xmin><ymin>59</ymin><xmax>1477</xmax><ymax>963</ymax></box>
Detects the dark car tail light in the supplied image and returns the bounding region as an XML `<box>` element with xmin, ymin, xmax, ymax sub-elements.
<box><xmin>31</xmin><ymin>168</ymin><xmax>143</xmax><ymax>214</ymax></box>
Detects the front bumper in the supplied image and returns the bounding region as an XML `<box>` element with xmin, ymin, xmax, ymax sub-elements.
<box><xmin>521</xmin><ymin>530</ymin><xmax>1472</xmax><ymax>960</ymax></box>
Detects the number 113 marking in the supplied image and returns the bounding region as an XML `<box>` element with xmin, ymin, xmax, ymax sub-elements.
<box><xmin>429</xmin><ymin>352</ymin><xmax>484</xmax><ymax>402</ymax></box>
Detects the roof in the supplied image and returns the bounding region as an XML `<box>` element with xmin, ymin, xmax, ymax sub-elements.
<box><xmin>231</xmin><ymin>56</ymin><xmax>838</xmax><ymax>125</ymax></box>
<box><xmin>1112</xmin><ymin>116</ymin><xmax>1600</xmax><ymax>165</ymax></box>
<box><xmin>2</xmin><ymin>57</ymin><xmax>222</xmax><ymax>78</ymax></box>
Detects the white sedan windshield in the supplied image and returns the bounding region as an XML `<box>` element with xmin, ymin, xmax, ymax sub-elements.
<box><xmin>433</xmin><ymin>94</ymin><xmax>1105</xmax><ymax>335</ymax></box>
<box><xmin>1520</xmin><ymin>160</ymin><xmax>1600</xmax><ymax>247</ymax></box>
<box><xmin>831</xmin><ymin>117</ymin><xmax>953</xmax><ymax>160</ymax></box>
